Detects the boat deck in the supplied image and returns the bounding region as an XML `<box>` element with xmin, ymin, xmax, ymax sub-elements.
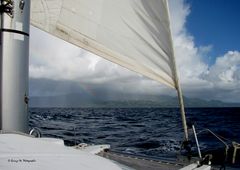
<box><xmin>98</xmin><ymin>150</ymin><xmax>185</xmax><ymax>170</ymax></box>
<box><xmin>98</xmin><ymin>150</ymin><xmax>227</xmax><ymax>170</ymax></box>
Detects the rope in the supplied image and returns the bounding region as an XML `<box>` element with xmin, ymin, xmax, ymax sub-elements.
<box><xmin>197</xmin><ymin>129</ymin><xmax>229</xmax><ymax>149</ymax></box>
<box><xmin>195</xmin><ymin>128</ymin><xmax>234</xmax><ymax>166</ymax></box>
<box><xmin>181</xmin><ymin>125</ymin><xmax>240</xmax><ymax>168</ymax></box>
<box><xmin>197</xmin><ymin>129</ymin><xmax>232</xmax><ymax>143</ymax></box>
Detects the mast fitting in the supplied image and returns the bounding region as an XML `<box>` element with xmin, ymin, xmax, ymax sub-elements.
<box><xmin>0</xmin><ymin>0</ymin><xmax>14</xmax><ymax>18</ymax></box>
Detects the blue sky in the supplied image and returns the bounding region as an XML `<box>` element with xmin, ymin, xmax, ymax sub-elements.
<box><xmin>186</xmin><ymin>0</ymin><xmax>240</xmax><ymax>64</ymax></box>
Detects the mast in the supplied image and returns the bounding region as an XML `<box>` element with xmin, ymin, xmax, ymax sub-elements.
<box><xmin>175</xmin><ymin>76</ymin><xmax>189</xmax><ymax>141</ymax></box>
<box><xmin>166</xmin><ymin>0</ymin><xmax>189</xmax><ymax>141</ymax></box>
<box><xmin>0</xmin><ymin>0</ymin><xmax>30</xmax><ymax>133</ymax></box>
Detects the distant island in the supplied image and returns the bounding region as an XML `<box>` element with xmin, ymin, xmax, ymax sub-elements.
<box><xmin>29</xmin><ymin>93</ymin><xmax>240</xmax><ymax>108</ymax></box>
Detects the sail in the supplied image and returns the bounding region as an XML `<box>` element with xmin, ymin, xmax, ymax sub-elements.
<box><xmin>30</xmin><ymin>0</ymin><xmax>177</xmax><ymax>88</ymax></box>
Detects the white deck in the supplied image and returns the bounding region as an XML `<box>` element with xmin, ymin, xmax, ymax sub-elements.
<box><xmin>0</xmin><ymin>133</ymin><xmax>212</xmax><ymax>170</ymax></box>
<box><xmin>0</xmin><ymin>133</ymin><xmax>122</xmax><ymax>170</ymax></box>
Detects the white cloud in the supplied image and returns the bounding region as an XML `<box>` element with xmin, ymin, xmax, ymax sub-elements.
<box><xmin>207</xmin><ymin>51</ymin><xmax>240</xmax><ymax>85</ymax></box>
<box><xmin>30</xmin><ymin>26</ymin><xmax>143</xmax><ymax>82</ymax></box>
<box><xmin>29</xmin><ymin>0</ymin><xmax>240</xmax><ymax>102</ymax></box>
<box><xmin>168</xmin><ymin>0</ymin><xmax>240</xmax><ymax>102</ymax></box>
<box><xmin>168</xmin><ymin>0</ymin><xmax>210</xmax><ymax>91</ymax></box>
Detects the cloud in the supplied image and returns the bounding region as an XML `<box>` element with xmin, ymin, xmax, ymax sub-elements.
<box><xmin>206</xmin><ymin>51</ymin><xmax>240</xmax><ymax>86</ymax></box>
<box><xmin>168</xmin><ymin>0</ymin><xmax>240</xmax><ymax>102</ymax></box>
<box><xmin>29</xmin><ymin>0</ymin><xmax>240</xmax><ymax>102</ymax></box>
<box><xmin>30</xmin><ymin>27</ymin><xmax>140</xmax><ymax>82</ymax></box>
<box><xmin>30</xmin><ymin>28</ymin><xmax>98</xmax><ymax>80</ymax></box>
<box><xmin>167</xmin><ymin>0</ymin><xmax>211</xmax><ymax>93</ymax></box>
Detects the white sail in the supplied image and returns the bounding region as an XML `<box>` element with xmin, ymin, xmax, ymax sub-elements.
<box><xmin>31</xmin><ymin>0</ymin><xmax>177</xmax><ymax>88</ymax></box>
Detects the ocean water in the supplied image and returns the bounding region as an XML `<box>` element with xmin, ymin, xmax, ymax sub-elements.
<box><xmin>29</xmin><ymin>107</ymin><xmax>240</xmax><ymax>162</ymax></box>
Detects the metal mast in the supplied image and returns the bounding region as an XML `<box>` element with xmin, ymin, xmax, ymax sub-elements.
<box><xmin>0</xmin><ymin>0</ymin><xmax>30</xmax><ymax>133</ymax></box>
<box><xmin>166</xmin><ymin>0</ymin><xmax>189</xmax><ymax>141</ymax></box>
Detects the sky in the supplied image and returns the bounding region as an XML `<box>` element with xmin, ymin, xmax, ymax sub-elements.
<box><xmin>29</xmin><ymin>0</ymin><xmax>240</xmax><ymax>103</ymax></box>
<box><xmin>186</xmin><ymin>0</ymin><xmax>240</xmax><ymax>64</ymax></box>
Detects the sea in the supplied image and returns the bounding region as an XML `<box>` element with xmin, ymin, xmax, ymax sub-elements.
<box><xmin>29</xmin><ymin>107</ymin><xmax>240</xmax><ymax>165</ymax></box>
